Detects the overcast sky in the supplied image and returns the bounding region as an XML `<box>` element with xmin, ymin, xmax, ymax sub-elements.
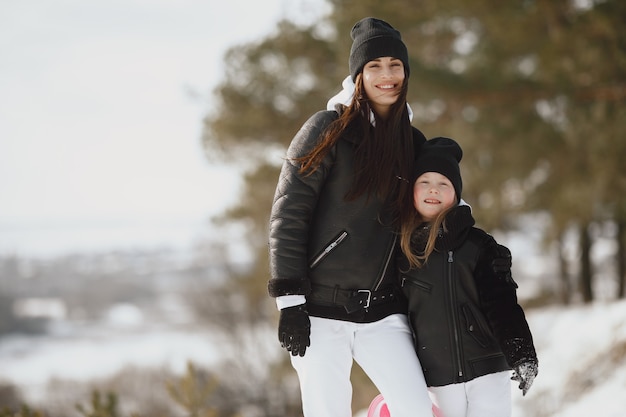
<box><xmin>0</xmin><ymin>0</ymin><xmax>329</xmax><ymax>257</ymax></box>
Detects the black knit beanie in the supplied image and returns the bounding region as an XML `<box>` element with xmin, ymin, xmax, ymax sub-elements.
<box><xmin>413</xmin><ymin>137</ymin><xmax>463</xmax><ymax>202</ymax></box>
<box><xmin>349</xmin><ymin>17</ymin><xmax>410</xmax><ymax>81</ymax></box>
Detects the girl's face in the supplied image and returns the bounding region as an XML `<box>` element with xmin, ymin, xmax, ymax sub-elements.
<box><xmin>361</xmin><ymin>57</ymin><xmax>405</xmax><ymax>118</ymax></box>
<box><xmin>413</xmin><ymin>172</ymin><xmax>457</xmax><ymax>221</ymax></box>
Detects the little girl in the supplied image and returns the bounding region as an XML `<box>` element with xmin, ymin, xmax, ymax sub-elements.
<box><xmin>394</xmin><ymin>137</ymin><xmax>537</xmax><ymax>417</ymax></box>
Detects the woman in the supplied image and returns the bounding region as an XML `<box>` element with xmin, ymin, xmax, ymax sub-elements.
<box><xmin>268</xmin><ymin>17</ymin><xmax>433</xmax><ymax>417</ymax></box>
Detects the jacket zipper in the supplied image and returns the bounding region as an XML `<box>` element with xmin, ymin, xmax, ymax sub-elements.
<box><xmin>372</xmin><ymin>234</ymin><xmax>397</xmax><ymax>291</ymax></box>
<box><xmin>309</xmin><ymin>231</ymin><xmax>348</xmax><ymax>269</ymax></box>
<box><xmin>401</xmin><ymin>276</ymin><xmax>432</xmax><ymax>293</ymax></box>
<box><xmin>447</xmin><ymin>250</ymin><xmax>464</xmax><ymax>379</ymax></box>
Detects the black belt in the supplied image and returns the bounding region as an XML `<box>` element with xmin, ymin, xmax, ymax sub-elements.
<box><xmin>309</xmin><ymin>284</ymin><xmax>399</xmax><ymax>314</ymax></box>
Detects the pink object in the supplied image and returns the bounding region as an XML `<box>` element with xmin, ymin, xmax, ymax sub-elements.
<box><xmin>367</xmin><ymin>394</ymin><xmax>390</xmax><ymax>417</ymax></box>
<box><xmin>366</xmin><ymin>394</ymin><xmax>444</xmax><ymax>417</ymax></box>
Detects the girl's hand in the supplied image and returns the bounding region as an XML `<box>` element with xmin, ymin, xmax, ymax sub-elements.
<box><xmin>511</xmin><ymin>360</ymin><xmax>538</xmax><ymax>396</ymax></box>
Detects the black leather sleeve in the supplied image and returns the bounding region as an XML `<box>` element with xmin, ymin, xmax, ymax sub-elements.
<box><xmin>268</xmin><ymin>111</ymin><xmax>338</xmax><ymax>298</ymax></box>
<box><xmin>473</xmin><ymin>234</ymin><xmax>538</xmax><ymax>367</ymax></box>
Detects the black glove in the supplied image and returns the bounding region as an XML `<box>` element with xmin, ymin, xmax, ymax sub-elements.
<box><xmin>511</xmin><ymin>360</ymin><xmax>538</xmax><ymax>396</ymax></box>
<box><xmin>278</xmin><ymin>304</ymin><xmax>310</xmax><ymax>357</ymax></box>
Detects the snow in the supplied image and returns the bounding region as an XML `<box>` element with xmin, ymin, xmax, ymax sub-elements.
<box><xmin>1</xmin><ymin>300</ymin><xmax>625</xmax><ymax>414</ymax></box>
<box><xmin>512</xmin><ymin>300</ymin><xmax>626</xmax><ymax>417</ymax></box>
<box><xmin>0</xmin><ymin>325</ymin><xmax>221</xmax><ymax>404</ymax></box>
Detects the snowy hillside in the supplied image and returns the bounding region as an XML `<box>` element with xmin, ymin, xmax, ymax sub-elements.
<box><xmin>512</xmin><ymin>300</ymin><xmax>626</xmax><ymax>417</ymax></box>
<box><xmin>2</xmin><ymin>285</ymin><xmax>625</xmax><ymax>415</ymax></box>
<box><xmin>355</xmin><ymin>300</ymin><xmax>626</xmax><ymax>417</ymax></box>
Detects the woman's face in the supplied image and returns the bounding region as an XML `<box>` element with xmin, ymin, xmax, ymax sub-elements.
<box><xmin>413</xmin><ymin>172</ymin><xmax>457</xmax><ymax>221</ymax></box>
<box><xmin>361</xmin><ymin>57</ymin><xmax>405</xmax><ymax>118</ymax></box>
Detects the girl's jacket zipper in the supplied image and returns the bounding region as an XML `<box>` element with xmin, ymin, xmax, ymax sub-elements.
<box><xmin>447</xmin><ymin>250</ymin><xmax>465</xmax><ymax>379</ymax></box>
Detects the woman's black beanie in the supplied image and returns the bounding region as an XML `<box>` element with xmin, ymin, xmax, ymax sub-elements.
<box><xmin>349</xmin><ymin>17</ymin><xmax>410</xmax><ymax>81</ymax></box>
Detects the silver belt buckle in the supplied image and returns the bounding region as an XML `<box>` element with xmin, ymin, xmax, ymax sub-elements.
<box><xmin>358</xmin><ymin>289</ymin><xmax>372</xmax><ymax>308</ymax></box>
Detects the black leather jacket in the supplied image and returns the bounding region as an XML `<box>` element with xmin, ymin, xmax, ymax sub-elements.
<box><xmin>399</xmin><ymin>206</ymin><xmax>537</xmax><ymax>386</ymax></box>
<box><xmin>268</xmin><ymin>109</ymin><xmax>426</xmax><ymax>322</ymax></box>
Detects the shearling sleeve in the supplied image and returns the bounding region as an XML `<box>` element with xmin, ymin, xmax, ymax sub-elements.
<box><xmin>267</xmin><ymin>110</ymin><xmax>337</xmax><ymax>298</ymax></box>
<box><xmin>473</xmin><ymin>235</ymin><xmax>538</xmax><ymax>368</ymax></box>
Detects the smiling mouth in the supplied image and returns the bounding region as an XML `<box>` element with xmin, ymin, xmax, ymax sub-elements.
<box><xmin>377</xmin><ymin>84</ymin><xmax>396</xmax><ymax>90</ymax></box>
<box><xmin>424</xmin><ymin>199</ymin><xmax>441</xmax><ymax>204</ymax></box>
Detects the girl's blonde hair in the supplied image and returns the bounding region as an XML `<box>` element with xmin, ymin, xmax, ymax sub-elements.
<box><xmin>399</xmin><ymin>203</ymin><xmax>456</xmax><ymax>270</ymax></box>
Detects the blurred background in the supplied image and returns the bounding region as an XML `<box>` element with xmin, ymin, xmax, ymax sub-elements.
<box><xmin>1</xmin><ymin>0</ymin><xmax>625</xmax><ymax>416</ymax></box>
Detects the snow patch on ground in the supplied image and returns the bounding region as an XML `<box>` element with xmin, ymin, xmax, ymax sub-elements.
<box><xmin>512</xmin><ymin>300</ymin><xmax>626</xmax><ymax>417</ymax></box>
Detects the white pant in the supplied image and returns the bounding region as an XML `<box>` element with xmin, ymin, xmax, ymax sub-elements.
<box><xmin>290</xmin><ymin>314</ymin><xmax>432</xmax><ymax>417</ymax></box>
<box><xmin>428</xmin><ymin>371</ymin><xmax>512</xmax><ymax>417</ymax></box>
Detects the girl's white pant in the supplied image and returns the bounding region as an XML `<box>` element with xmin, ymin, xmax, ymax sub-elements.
<box><xmin>428</xmin><ymin>371</ymin><xmax>512</xmax><ymax>417</ymax></box>
<box><xmin>289</xmin><ymin>314</ymin><xmax>432</xmax><ymax>417</ymax></box>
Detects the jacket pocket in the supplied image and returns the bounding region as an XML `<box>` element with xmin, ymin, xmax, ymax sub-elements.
<box><xmin>461</xmin><ymin>303</ymin><xmax>494</xmax><ymax>348</ymax></box>
<box><xmin>469</xmin><ymin>353</ymin><xmax>510</xmax><ymax>375</ymax></box>
<box><xmin>401</xmin><ymin>276</ymin><xmax>433</xmax><ymax>294</ymax></box>
<box><xmin>309</xmin><ymin>230</ymin><xmax>348</xmax><ymax>269</ymax></box>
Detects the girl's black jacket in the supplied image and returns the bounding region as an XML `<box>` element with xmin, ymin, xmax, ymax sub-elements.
<box><xmin>268</xmin><ymin>109</ymin><xmax>426</xmax><ymax>322</ymax></box>
<box><xmin>399</xmin><ymin>206</ymin><xmax>537</xmax><ymax>386</ymax></box>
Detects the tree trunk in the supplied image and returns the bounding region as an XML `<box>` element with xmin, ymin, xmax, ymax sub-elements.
<box><xmin>617</xmin><ymin>220</ymin><xmax>625</xmax><ymax>299</ymax></box>
<box><xmin>557</xmin><ymin>234</ymin><xmax>571</xmax><ymax>305</ymax></box>
<box><xmin>579</xmin><ymin>222</ymin><xmax>594</xmax><ymax>303</ymax></box>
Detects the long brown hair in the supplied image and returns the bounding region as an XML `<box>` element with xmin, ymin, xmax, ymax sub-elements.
<box><xmin>295</xmin><ymin>73</ymin><xmax>414</xmax><ymax>223</ymax></box>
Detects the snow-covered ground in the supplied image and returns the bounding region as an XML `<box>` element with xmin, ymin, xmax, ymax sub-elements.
<box><xmin>511</xmin><ymin>300</ymin><xmax>626</xmax><ymax>417</ymax></box>
<box><xmin>0</xmin><ymin>324</ymin><xmax>221</xmax><ymax>404</ymax></box>
<box><xmin>1</xmin><ymin>300</ymin><xmax>625</xmax><ymax>416</ymax></box>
